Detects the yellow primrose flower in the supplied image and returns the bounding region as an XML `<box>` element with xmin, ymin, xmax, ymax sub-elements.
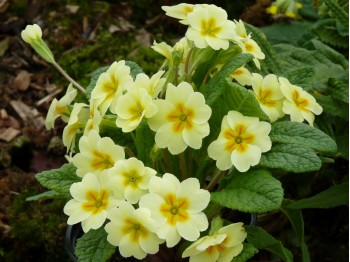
<box><xmin>233</xmin><ymin>19</ymin><xmax>250</xmax><ymax>39</ymax></box>
<box><xmin>279</xmin><ymin>77</ymin><xmax>322</xmax><ymax>126</ymax></box>
<box><xmin>186</xmin><ymin>4</ymin><xmax>236</xmax><ymax>50</ymax></box>
<box><xmin>148</xmin><ymin>82</ymin><xmax>211</xmax><ymax>155</ymax></box>
<box><xmin>72</xmin><ymin>130</ymin><xmax>125</xmax><ymax>178</ymax></box>
<box><xmin>237</xmin><ymin>38</ymin><xmax>265</xmax><ymax>69</ymax></box>
<box><xmin>21</xmin><ymin>24</ymin><xmax>42</xmax><ymax>44</ymax></box>
<box><xmin>91</xmin><ymin>60</ymin><xmax>133</xmax><ymax>116</ymax></box>
<box><xmin>108</xmin><ymin>157</ymin><xmax>157</xmax><ymax>204</ymax></box>
<box><xmin>182</xmin><ymin>222</ymin><xmax>247</xmax><ymax>262</ymax></box>
<box><xmin>250</xmin><ymin>73</ymin><xmax>285</xmax><ymax>122</ymax></box>
<box><xmin>151</xmin><ymin>40</ymin><xmax>173</xmax><ymax>62</ymax></box>
<box><xmin>83</xmin><ymin>102</ymin><xmax>102</xmax><ymax>135</ymax></box>
<box><xmin>162</xmin><ymin>3</ymin><xmax>195</xmax><ymax>25</ymax></box>
<box><xmin>115</xmin><ymin>87</ymin><xmax>158</xmax><ymax>132</ymax></box>
<box><xmin>45</xmin><ymin>84</ymin><xmax>77</xmax><ymax>130</ymax></box>
<box><xmin>133</xmin><ymin>71</ymin><xmax>166</xmax><ymax>98</ymax></box>
<box><xmin>230</xmin><ymin>66</ymin><xmax>253</xmax><ymax>86</ymax></box>
<box><xmin>64</xmin><ymin>172</ymin><xmax>121</xmax><ymax>233</ymax></box>
<box><xmin>62</xmin><ymin>103</ymin><xmax>89</xmax><ymax>152</ymax></box>
<box><xmin>139</xmin><ymin>173</ymin><xmax>210</xmax><ymax>248</ymax></box>
<box><xmin>105</xmin><ymin>201</ymin><xmax>164</xmax><ymax>260</ymax></box>
<box><xmin>208</xmin><ymin>111</ymin><xmax>271</xmax><ymax>172</ymax></box>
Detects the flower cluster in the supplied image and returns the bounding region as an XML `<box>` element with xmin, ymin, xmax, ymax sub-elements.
<box><xmin>21</xmin><ymin>2</ymin><xmax>325</xmax><ymax>261</ymax></box>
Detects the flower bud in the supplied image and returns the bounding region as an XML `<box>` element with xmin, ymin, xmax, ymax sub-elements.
<box><xmin>21</xmin><ymin>24</ymin><xmax>42</xmax><ymax>44</ymax></box>
<box><xmin>21</xmin><ymin>24</ymin><xmax>55</xmax><ymax>63</ymax></box>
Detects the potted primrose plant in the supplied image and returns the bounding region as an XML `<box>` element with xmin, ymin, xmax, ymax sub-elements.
<box><xmin>21</xmin><ymin>3</ymin><xmax>337</xmax><ymax>262</ymax></box>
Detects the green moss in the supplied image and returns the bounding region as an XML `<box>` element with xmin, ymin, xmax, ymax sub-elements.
<box><xmin>4</xmin><ymin>189</ymin><xmax>69</xmax><ymax>261</ymax></box>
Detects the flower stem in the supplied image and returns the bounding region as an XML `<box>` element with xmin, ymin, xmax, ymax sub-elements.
<box><xmin>52</xmin><ymin>61</ymin><xmax>86</xmax><ymax>94</ymax></box>
<box><xmin>206</xmin><ymin>170</ymin><xmax>226</xmax><ymax>191</ymax></box>
<box><xmin>179</xmin><ymin>152</ymin><xmax>188</xmax><ymax>181</ymax></box>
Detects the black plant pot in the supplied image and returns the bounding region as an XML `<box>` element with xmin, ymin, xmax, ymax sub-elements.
<box><xmin>65</xmin><ymin>223</ymin><xmax>83</xmax><ymax>262</ymax></box>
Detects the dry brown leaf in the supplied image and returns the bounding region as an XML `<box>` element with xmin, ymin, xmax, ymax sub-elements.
<box><xmin>12</xmin><ymin>70</ymin><xmax>32</xmax><ymax>91</ymax></box>
<box><xmin>66</xmin><ymin>5</ymin><xmax>79</xmax><ymax>14</ymax></box>
<box><xmin>0</xmin><ymin>127</ymin><xmax>20</xmax><ymax>142</ymax></box>
<box><xmin>135</xmin><ymin>28</ymin><xmax>151</xmax><ymax>47</ymax></box>
<box><xmin>0</xmin><ymin>0</ymin><xmax>9</xmax><ymax>13</ymax></box>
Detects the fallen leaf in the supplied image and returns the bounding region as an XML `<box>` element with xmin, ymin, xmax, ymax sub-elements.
<box><xmin>0</xmin><ymin>37</ymin><xmax>9</xmax><ymax>57</ymax></box>
<box><xmin>12</xmin><ymin>70</ymin><xmax>31</xmax><ymax>91</ymax></box>
<box><xmin>0</xmin><ymin>127</ymin><xmax>20</xmax><ymax>142</ymax></box>
<box><xmin>66</xmin><ymin>5</ymin><xmax>79</xmax><ymax>14</ymax></box>
<box><xmin>0</xmin><ymin>0</ymin><xmax>9</xmax><ymax>13</ymax></box>
<box><xmin>135</xmin><ymin>28</ymin><xmax>151</xmax><ymax>47</ymax></box>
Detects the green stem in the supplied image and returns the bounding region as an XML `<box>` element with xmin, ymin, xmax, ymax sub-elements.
<box><xmin>124</xmin><ymin>147</ymin><xmax>135</xmax><ymax>158</ymax></box>
<box><xmin>179</xmin><ymin>152</ymin><xmax>188</xmax><ymax>181</ymax></box>
<box><xmin>206</xmin><ymin>170</ymin><xmax>226</xmax><ymax>192</ymax></box>
<box><xmin>52</xmin><ymin>61</ymin><xmax>86</xmax><ymax>94</ymax></box>
<box><xmin>185</xmin><ymin>47</ymin><xmax>195</xmax><ymax>82</ymax></box>
<box><xmin>163</xmin><ymin>149</ymin><xmax>173</xmax><ymax>174</ymax></box>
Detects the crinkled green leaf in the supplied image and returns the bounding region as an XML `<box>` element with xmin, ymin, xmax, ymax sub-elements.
<box><xmin>323</xmin><ymin>0</ymin><xmax>349</xmax><ymax>28</ymax></box>
<box><xmin>287</xmin><ymin>182</ymin><xmax>349</xmax><ymax>209</ymax></box>
<box><xmin>245</xmin><ymin>225</ymin><xmax>293</xmax><ymax>262</ymax></box>
<box><xmin>86</xmin><ymin>66</ymin><xmax>109</xmax><ymax>100</ymax></box>
<box><xmin>280</xmin><ymin>200</ymin><xmax>310</xmax><ymax>262</ymax></box>
<box><xmin>260</xmin><ymin>144</ymin><xmax>322</xmax><ymax>173</ymax></box>
<box><xmin>282</xmin><ymin>67</ymin><xmax>315</xmax><ymax>91</ymax></box>
<box><xmin>232</xmin><ymin>243</ymin><xmax>259</xmax><ymax>262</ymax></box>
<box><xmin>327</xmin><ymin>78</ymin><xmax>349</xmax><ymax>103</ymax></box>
<box><xmin>135</xmin><ymin>120</ymin><xmax>155</xmax><ymax>166</ymax></box>
<box><xmin>317</xmin><ymin>95</ymin><xmax>349</xmax><ymax>120</ymax></box>
<box><xmin>125</xmin><ymin>60</ymin><xmax>143</xmax><ymax>79</ymax></box>
<box><xmin>311</xmin><ymin>39</ymin><xmax>348</xmax><ymax>69</ymax></box>
<box><xmin>211</xmin><ymin>169</ymin><xmax>283</xmax><ymax>213</ymax></box>
<box><xmin>26</xmin><ymin>190</ymin><xmax>64</xmax><ymax>201</ymax></box>
<box><xmin>75</xmin><ymin>227</ymin><xmax>116</xmax><ymax>262</ymax></box>
<box><xmin>245</xmin><ymin>23</ymin><xmax>282</xmax><ymax>74</ymax></box>
<box><xmin>201</xmin><ymin>53</ymin><xmax>253</xmax><ymax>106</ymax></box>
<box><xmin>36</xmin><ymin>163</ymin><xmax>80</xmax><ymax>198</ymax></box>
<box><xmin>270</xmin><ymin>121</ymin><xmax>337</xmax><ymax>154</ymax></box>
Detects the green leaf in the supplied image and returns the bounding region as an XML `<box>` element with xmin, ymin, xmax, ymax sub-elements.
<box><xmin>75</xmin><ymin>227</ymin><xmax>116</xmax><ymax>262</ymax></box>
<box><xmin>323</xmin><ymin>0</ymin><xmax>349</xmax><ymax>28</ymax></box>
<box><xmin>125</xmin><ymin>60</ymin><xmax>143</xmax><ymax>79</ymax></box>
<box><xmin>232</xmin><ymin>243</ymin><xmax>259</xmax><ymax>262</ymax></box>
<box><xmin>36</xmin><ymin>163</ymin><xmax>80</xmax><ymax>198</ymax></box>
<box><xmin>211</xmin><ymin>169</ymin><xmax>283</xmax><ymax>213</ymax></box>
<box><xmin>311</xmin><ymin>39</ymin><xmax>348</xmax><ymax>69</ymax></box>
<box><xmin>245</xmin><ymin>23</ymin><xmax>282</xmax><ymax>74</ymax></box>
<box><xmin>282</xmin><ymin>67</ymin><xmax>315</xmax><ymax>91</ymax></box>
<box><xmin>327</xmin><ymin>78</ymin><xmax>349</xmax><ymax>103</ymax></box>
<box><xmin>260</xmin><ymin>143</ymin><xmax>322</xmax><ymax>173</ymax></box>
<box><xmin>201</xmin><ymin>53</ymin><xmax>253</xmax><ymax>106</ymax></box>
<box><xmin>135</xmin><ymin>120</ymin><xmax>155</xmax><ymax>166</ymax></box>
<box><xmin>280</xmin><ymin>200</ymin><xmax>310</xmax><ymax>262</ymax></box>
<box><xmin>86</xmin><ymin>66</ymin><xmax>109</xmax><ymax>100</ymax></box>
<box><xmin>270</xmin><ymin>121</ymin><xmax>337</xmax><ymax>154</ymax></box>
<box><xmin>287</xmin><ymin>182</ymin><xmax>349</xmax><ymax>209</ymax></box>
<box><xmin>245</xmin><ymin>225</ymin><xmax>293</xmax><ymax>262</ymax></box>
<box><xmin>26</xmin><ymin>190</ymin><xmax>63</xmax><ymax>201</ymax></box>
<box><xmin>316</xmin><ymin>95</ymin><xmax>349</xmax><ymax>120</ymax></box>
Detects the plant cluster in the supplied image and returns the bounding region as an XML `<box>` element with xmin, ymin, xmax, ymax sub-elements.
<box><xmin>21</xmin><ymin>2</ymin><xmax>347</xmax><ymax>262</ymax></box>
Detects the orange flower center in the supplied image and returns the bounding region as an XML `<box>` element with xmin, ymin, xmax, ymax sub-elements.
<box><xmin>160</xmin><ymin>193</ymin><xmax>189</xmax><ymax>225</ymax></box>
<box><xmin>224</xmin><ymin>124</ymin><xmax>255</xmax><ymax>153</ymax></box>
<box><xmin>122</xmin><ymin>218</ymin><xmax>149</xmax><ymax>242</ymax></box>
<box><xmin>167</xmin><ymin>103</ymin><xmax>194</xmax><ymax>133</ymax></box>
<box><xmin>82</xmin><ymin>189</ymin><xmax>109</xmax><ymax>214</ymax></box>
